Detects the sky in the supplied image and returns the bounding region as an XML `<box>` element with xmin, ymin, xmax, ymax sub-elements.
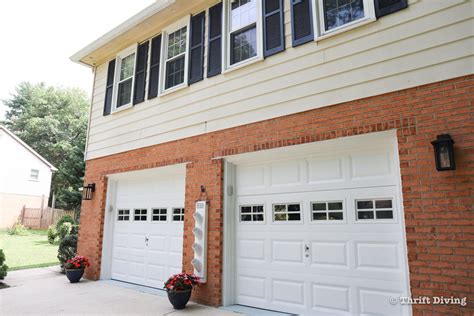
<box><xmin>0</xmin><ymin>0</ymin><xmax>155</xmax><ymax>120</ymax></box>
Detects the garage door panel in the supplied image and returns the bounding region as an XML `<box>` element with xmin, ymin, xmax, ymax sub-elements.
<box><xmin>233</xmin><ymin>135</ymin><xmax>410</xmax><ymax>315</ymax></box>
<box><xmin>110</xmin><ymin>166</ymin><xmax>185</xmax><ymax>289</ymax></box>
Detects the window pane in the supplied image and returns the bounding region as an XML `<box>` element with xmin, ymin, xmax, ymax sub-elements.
<box><xmin>231</xmin><ymin>27</ymin><xmax>257</xmax><ymax>65</ymax></box>
<box><xmin>288</xmin><ymin>204</ymin><xmax>300</xmax><ymax>212</ymax></box>
<box><xmin>241</xmin><ymin>206</ymin><xmax>252</xmax><ymax>213</ymax></box>
<box><xmin>313</xmin><ymin>212</ymin><xmax>327</xmax><ymax>221</ymax></box>
<box><xmin>357</xmin><ymin>200</ymin><xmax>373</xmax><ymax>209</ymax></box>
<box><xmin>253</xmin><ymin>214</ymin><xmax>264</xmax><ymax>221</ymax></box>
<box><xmin>253</xmin><ymin>205</ymin><xmax>264</xmax><ymax>213</ymax></box>
<box><xmin>323</xmin><ymin>0</ymin><xmax>365</xmax><ymax>31</ymax></box>
<box><xmin>274</xmin><ymin>213</ymin><xmax>287</xmax><ymax>221</ymax></box>
<box><xmin>357</xmin><ymin>211</ymin><xmax>374</xmax><ymax>220</ymax></box>
<box><xmin>117</xmin><ymin>78</ymin><xmax>133</xmax><ymax>107</ymax></box>
<box><xmin>328</xmin><ymin>202</ymin><xmax>343</xmax><ymax>210</ymax></box>
<box><xmin>241</xmin><ymin>214</ymin><xmax>252</xmax><ymax>221</ymax></box>
<box><xmin>328</xmin><ymin>212</ymin><xmax>343</xmax><ymax>220</ymax></box>
<box><xmin>120</xmin><ymin>54</ymin><xmax>135</xmax><ymax>80</ymax></box>
<box><xmin>312</xmin><ymin>203</ymin><xmax>327</xmax><ymax>211</ymax></box>
<box><xmin>274</xmin><ymin>204</ymin><xmax>286</xmax><ymax>212</ymax></box>
<box><xmin>376</xmin><ymin>210</ymin><xmax>393</xmax><ymax>219</ymax></box>
<box><xmin>168</xmin><ymin>27</ymin><xmax>187</xmax><ymax>59</ymax></box>
<box><xmin>165</xmin><ymin>56</ymin><xmax>185</xmax><ymax>89</ymax></box>
<box><xmin>231</xmin><ymin>0</ymin><xmax>256</xmax><ymax>32</ymax></box>
<box><xmin>288</xmin><ymin>213</ymin><xmax>301</xmax><ymax>221</ymax></box>
<box><xmin>375</xmin><ymin>200</ymin><xmax>392</xmax><ymax>209</ymax></box>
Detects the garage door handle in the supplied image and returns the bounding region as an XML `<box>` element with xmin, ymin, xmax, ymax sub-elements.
<box><xmin>145</xmin><ymin>237</ymin><xmax>149</xmax><ymax>246</ymax></box>
<box><xmin>305</xmin><ymin>245</ymin><xmax>310</xmax><ymax>258</ymax></box>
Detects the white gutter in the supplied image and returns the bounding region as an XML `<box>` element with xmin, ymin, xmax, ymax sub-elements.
<box><xmin>70</xmin><ymin>0</ymin><xmax>176</xmax><ymax>67</ymax></box>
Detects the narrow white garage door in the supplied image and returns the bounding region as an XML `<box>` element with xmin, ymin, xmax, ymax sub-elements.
<box><xmin>231</xmin><ymin>133</ymin><xmax>410</xmax><ymax>315</ymax></box>
<box><xmin>110</xmin><ymin>167</ymin><xmax>185</xmax><ymax>289</ymax></box>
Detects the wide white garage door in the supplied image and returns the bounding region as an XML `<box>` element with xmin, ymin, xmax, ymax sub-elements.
<box><xmin>110</xmin><ymin>166</ymin><xmax>185</xmax><ymax>289</ymax></box>
<box><xmin>232</xmin><ymin>132</ymin><xmax>410</xmax><ymax>315</ymax></box>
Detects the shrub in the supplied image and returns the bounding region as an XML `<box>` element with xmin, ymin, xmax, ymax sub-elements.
<box><xmin>0</xmin><ymin>250</ymin><xmax>8</xmax><ymax>280</ymax></box>
<box><xmin>57</xmin><ymin>222</ymin><xmax>72</xmax><ymax>241</ymax></box>
<box><xmin>58</xmin><ymin>234</ymin><xmax>78</xmax><ymax>272</ymax></box>
<box><xmin>47</xmin><ymin>225</ymin><xmax>58</xmax><ymax>244</ymax></box>
<box><xmin>7</xmin><ymin>222</ymin><xmax>28</xmax><ymax>236</ymax></box>
<box><xmin>56</xmin><ymin>215</ymin><xmax>75</xmax><ymax>231</ymax></box>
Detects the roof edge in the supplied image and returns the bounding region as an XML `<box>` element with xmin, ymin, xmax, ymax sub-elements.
<box><xmin>70</xmin><ymin>0</ymin><xmax>176</xmax><ymax>67</ymax></box>
<box><xmin>0</xmin><ymin>125</ymin><xmax>58</xmax><ymax>172</ymax></box>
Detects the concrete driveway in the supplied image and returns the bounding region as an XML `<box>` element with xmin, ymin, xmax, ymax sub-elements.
<box><xmin>0</xmin><ymin>267</ymin><xmax>239</xmax><ymax>316</ymax></box>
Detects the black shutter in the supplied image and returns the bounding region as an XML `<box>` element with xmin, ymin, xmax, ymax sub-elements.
<box><xmin>375</xmin><ymin>0</ymin><xmax>408</xmax><ymax>18</ymax></box>
<box><xmin>103</xmin><ymin>59</ymin><xmax>115</xmax><ymax>116</ymax></box>
<box><xmin>189</xmin><ymin>12</ymin><xmax>206</xmax><ymax>84</ymax></box>
<box><xmin>263</xmin><ymin>0</ymin><xmax>285</xmax><ymax>57</ymax></box>
<box><xmin>147</xmin><ymin>35</ymin><xmax>162</xmax><ymax>100</ymax></box>
<box><xmin>133</xmin><ymin>41</ymin><xmax>149</xmax><ymax>105</ymax></box>
<box><xmin>207</xmin><ymin>2</ymin><xmax>222</xmax><ymax>78</ymax></box>
<box><xmin>290</xmin><ymin>0</ymin><xmax>313</xmax><ymax>47</ymax></box>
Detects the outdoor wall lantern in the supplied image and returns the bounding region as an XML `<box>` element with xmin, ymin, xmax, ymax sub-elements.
<box><xmin>82</xmin><ymin>183</ymin><xmax>96</xmax><ymax>200</ymax></box>
<box><xmin>431</xmin><ymin>134</ymin><xmax>456</xmax><ymax>171</ymax></box>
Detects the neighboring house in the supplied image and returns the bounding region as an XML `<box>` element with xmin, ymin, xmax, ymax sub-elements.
<box><xmin>72</xmin><ymin>0</ymin><xmax>473</xmax><ymax>315</ymax></box>
<box><xmin>0</xmin><ymin>126</ymin><xmax>57</xmax><ymax>228</ymax></box>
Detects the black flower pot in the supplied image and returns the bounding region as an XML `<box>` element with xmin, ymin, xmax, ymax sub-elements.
<box><xmin>65</xmin><ymin>269</ymin><xmax>85</xmax><ymax>283</ymax></box>
<box><xmin>167</xmin><ymin>289</ymin><xmax>192</xmax><ymax>309</ymax></box>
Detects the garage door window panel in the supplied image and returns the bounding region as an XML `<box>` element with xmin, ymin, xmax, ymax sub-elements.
<box><xmin>117</xmin><ymin>209</ymin><xmax>130</xmax><ymax>221</ymax></box>
<box><xmin>152</xmin><ymin>208</ymin><xmax>168</xmax><ymax>222</ymax></box>
<box><xmin>239</xmin><ymin>205</ymin><xmax>264</xmax><ymax>222</ymax></box>
<box><xmin>311</xmin><ymin>201</ymin><xmax>344</xmax><ymax>222</ymax></box>
<box><xmin>273</xmin><ymin>203</ymin><xmax>302</xmax><ymax>222</ymax></box>
<box><xmin>172</xmin><ymin>208</ymin><xmax>185</xmax><ymax>222</ymax></box>
<box><xmin>134</xmin><ymin>209</ymin><xmax>148</xmax><ymax>221</ymax></box>
<box><xmin>356</xmin><ymin>199</ymin><xmax>394</xmax><ymax>221</ymax></box>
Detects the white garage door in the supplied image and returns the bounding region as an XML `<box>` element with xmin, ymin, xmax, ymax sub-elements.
<box><xmin>231</xmin><ymin>133</ymin><xmax>410</xmax><ymax>315</ymax></box>
<box><xmin>110</xmin><ymin>167</ymin><xmax>185</xmax><ymax>289</ymax></box>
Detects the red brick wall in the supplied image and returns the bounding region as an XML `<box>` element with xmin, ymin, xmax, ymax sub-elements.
<box><xmin>78</xmin><ymin>75</ymin><xmax>473</xmax><ymax>315</ymax></box>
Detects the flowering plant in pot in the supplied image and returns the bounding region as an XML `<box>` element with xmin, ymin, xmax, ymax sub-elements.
<box><xmin>64</xmin><ymin>255</ymin><xmax>90</xmax><ymax>283</ymax></box>
<box><xmin>164</xmin><ymin>273</ymin><xmax>200</xmax><ymax>309</ymax></box>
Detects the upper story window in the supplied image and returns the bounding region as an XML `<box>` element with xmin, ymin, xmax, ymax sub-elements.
<box><xmin>113</xmin><ymin>46</ymin><xmax>137</xmax><ymax>110</ymax></box>
<box><xmin>225</xmin><ymin>0</ymin><xmax>263</xmax><ymax>69</ymax></box>
<box><xmin>162</xmin><ymin>17</ymin><xmax>190</xmax><ymax>93</ymax></box>
<box><xmin>29</xmin><ymin>169</ymin><xmax>39</xmax><ymax>181</ymax></box>
<box><xmin>316</xmin><ymin>0</ymin><xmax>375</xmax><ymax>36</ymax></box>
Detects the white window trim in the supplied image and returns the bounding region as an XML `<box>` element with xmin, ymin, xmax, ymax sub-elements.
<box><xmin>238</xmin><ymin>204</ymin><xmax>265</xmax><ymax>224</ymax></box>
<box><xmin>271</xmin><ymin>202</ymin><xmax>304</xmax><ymax>224</ymax></box>
<box><xmin>172</xmin><ymin>207</ymin><xmax>185</xmax><ymax>222</ymax></box>
<box><xmin>312</xmin><ymin>0</ymin><xmax>376</xmax><ymax>41</ymax></box>
<box><xmin>112</xmin><ymin>44</ymin><xmax>137</xmax><ymax>113</ymax></box>
<box><xmin>151</xmin><ymin>208</ymin><xmax>169</xmax><ymax>223</ymax></box>
<box><xmin>310</xmin><ymin>200</ymin><xmax>346</xmax><ymax>224</ymax></box>
<box><xmin>354</xmin><ymin>198</ymin><xmax>397</xmax><ymax>223</ymax></box>
<box><xmin>222</xmin><ymin>0</ymin><xmax>264</xmax><ymax>73</ymax></box>
<box><xmin>160</xmin><ymin>15</ymin><xmax>191</xmax><ymax>96</ymax></box>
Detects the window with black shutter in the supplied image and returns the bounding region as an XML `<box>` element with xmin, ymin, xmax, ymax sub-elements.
<box><xmin>208</xmin><ymin>2</ymin><xmax>223</xmax><ymax>77</ymax></box>
<box><xmin>263</xmin><ymin>0</ymin><xmax>285</xmax><ymax>57</ymax></box>
<box><xmin>189</xmin><ymin>12</ymin><xmax>205</xmax><ymax>84</ymax></box>
<box><xmin>148</xmin><ymin>35</ymin><xmax>162</xmax><ymax>100</ymax></box>
<box><xmin>291</xmin><ymin>0</ymin><xmax>313</xmax><ymax>46</ymax></box>
<box><xmin>103</xmin><ymin>59</ymin><xmax>115</xmax><ymax>116</ymax></box>
<box><xmin>133</xmin><ymin>41</ymin><xmax>149</xmax><ymax>105</ymax></box>
<box><xmin>375</xmin><ymin>0</ymin><xmax>408</xmax><ymax>18</ymax></box>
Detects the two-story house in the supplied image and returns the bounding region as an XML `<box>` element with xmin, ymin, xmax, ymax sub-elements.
<box><xmin>0</xmin><ymin>125</ymin><xmax>56</xmax><ymax>228</ymax></box>
<box><xmin>72</xmin><ymin>0</ymin><xmax>473</xmax><ymax>315</ymax></box>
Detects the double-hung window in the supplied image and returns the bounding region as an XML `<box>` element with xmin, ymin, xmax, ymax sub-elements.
<box><xmin>162</xmin><ymin>17</ymin><xmax>190</xmax><ymax>93</ymax></box>
<box><xmin>315</xmin><ymin>0</ymin><xmax>375</xmax><ymax>36</ymax></box>
<box><xmin>113</xmin><ymin>46</ymin><xmax>136</xmax><ymax>110</ymax></box>
<box><xmin>226</xmin><ymin>0</ymin><xmax>263</xmax><ymax>68</ymax></box>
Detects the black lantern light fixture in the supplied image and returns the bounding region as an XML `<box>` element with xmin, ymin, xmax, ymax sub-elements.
<box><xmin>82</xmin><ymin>183</ymin><xmax>96</xmax><ymax>200</ymax></box>
<box><xmin>431</xmin><ymin>134</ymin><xmax>455</xmax><ymax>171</ymax></box>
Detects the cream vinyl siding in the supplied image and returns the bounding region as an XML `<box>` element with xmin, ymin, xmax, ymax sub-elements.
<box><xmin>86</xmin><ymin>0</ymin><xmax>474</xmax><ymax>160</ymax></box>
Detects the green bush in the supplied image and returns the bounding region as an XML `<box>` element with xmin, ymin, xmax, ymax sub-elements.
<box><xmin>58</xmin><ymin>234</ymin><xmax>78</xmax><ymax>272</ymax></box>
<box><xmin>58</xmin><ymin>223</ymin><xmax>72</xmax><ymax>241</ymax></box>
<box><xmin>7</xmin><ymin>222</ymin><xmax>28</xmax><ymax>236</ymax></box>
<box><xmin>56</xmin><ymin>215</ymin><xmax>75</xmax><ymax>231</ymax></box>
<box><xmin>47</xmin><ymin>225</ymin><xmax>58</xmax><ymax>244</ymax></box>
<box><xmin>0</xmin><ymin>249</ymin><xmax>8</xmax><ymax>280</ymax></box>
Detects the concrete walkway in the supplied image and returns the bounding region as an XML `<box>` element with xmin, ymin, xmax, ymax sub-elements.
<box><xmin>0</xmin><ymin>267</ymin><xmax>239</xmax><ymax>316</ymax></box>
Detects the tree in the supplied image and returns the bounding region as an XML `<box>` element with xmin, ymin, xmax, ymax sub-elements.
<box><xmin>2</xmin><ymin>82</ymin><xmax>89</xmax><ymax>211</ymax></box>
<box><xmin>0</xmin><ymin>249</ymin><xmax>8</xmax><ymax>280</ymax></box>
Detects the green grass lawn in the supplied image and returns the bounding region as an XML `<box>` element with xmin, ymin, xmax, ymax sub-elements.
<box><xmin>0</xmin><ymin>229</ymin><xmax>59</xmax><ymax>271</ymax></box>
